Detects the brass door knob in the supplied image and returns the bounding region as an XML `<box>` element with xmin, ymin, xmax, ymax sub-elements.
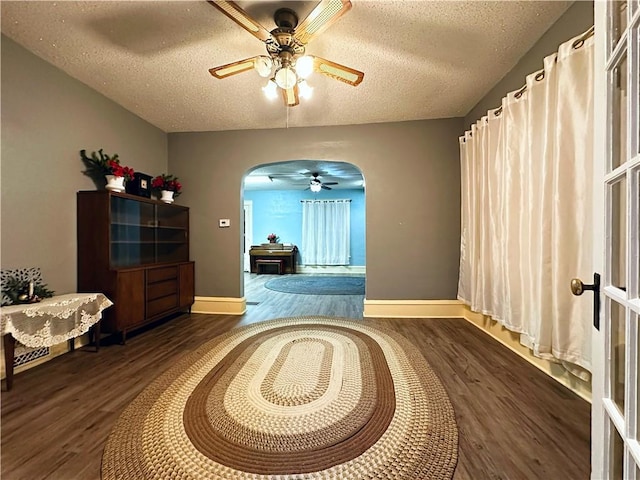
<box><xmin>570</xmin><ymin>273</ymin><xmax>601</xmax><ymax>330</ymax></box>
<box><xmin>571</xmin><ymin>278</ymin><xmax>585</xmax><ymax>295</ymax></box>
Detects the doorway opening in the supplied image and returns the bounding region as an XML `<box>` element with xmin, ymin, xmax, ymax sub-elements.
<box><xmin>241</xmin><ymin>159</ymin><xmax>366</xmax><ymax>305</ymax></box>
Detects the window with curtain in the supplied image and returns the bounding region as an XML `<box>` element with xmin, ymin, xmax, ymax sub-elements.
<box><xmin>301</xmin><ymin>199</ymin><xmax>351</xmax><ymax>265</ymax></box>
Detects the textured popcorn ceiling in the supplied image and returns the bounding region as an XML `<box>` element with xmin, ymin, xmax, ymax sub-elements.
<box><xmin>1</xmin><ymin>1</ymin><xmax>573</xmax><ymax>134</ymax></box>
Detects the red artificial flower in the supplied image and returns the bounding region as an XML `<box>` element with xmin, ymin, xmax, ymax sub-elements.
<box><xmin>151</xmin><ymin>177</ymin><xmax>164</xmax><ymax>189</ymax></box>
<box><xmin>122</xmin><ymin>166</ymin><xmax>135</xmax><ymax>179</ymax></box>
<box><xmin>106</xmin><ymin>159</ymin><xmax>134</xmax><ymax>180</ymax></box>
<box><xmin>151</xmin><ymin>174</ymin><xmax>182</xmax><ymax>196</ymax></box>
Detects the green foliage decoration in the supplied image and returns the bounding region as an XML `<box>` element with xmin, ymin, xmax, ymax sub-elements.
<box><xmin>2</xmin><ymin>277</ymin><xmax>55</xmax><ymax>306</ymax></box>
<box><xmin>80</xmin><ymin>149</ymin><xmax>120</xmax><ymax>178</ymax></box>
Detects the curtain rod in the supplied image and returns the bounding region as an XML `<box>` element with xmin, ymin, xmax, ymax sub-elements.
<box><xmin>494</xmin><ymin>26</ymin><xmax>594</xmax><ymax>116</ymax></box>
<box><xmin>465</xmin><ymin>26</ymin><xmax>595</xmax><ymax>127</ymax></box>
<box><xmin>300</xmin><ymin>199</ymin><xmax>352</xmax><ymax>202</ymax></box>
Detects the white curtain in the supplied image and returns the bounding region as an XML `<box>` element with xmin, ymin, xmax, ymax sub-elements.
<box><xmin>301</xmin><ymin>200</ymin><xmax>351</xmax><ymax>265</ymax></box>
<box><xmin>458</xmin><ymin>29</ymin><xmax>594</xmax><ymax>380</ymax></box>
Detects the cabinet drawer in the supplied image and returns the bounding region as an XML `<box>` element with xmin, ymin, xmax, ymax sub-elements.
<box><xmin>147</xmin><ymin>279</ymin><xmax>178</xmax><ymax>301</ymax></box>
<box><xmin>147</xmin><ymin>266</ymin><xmax>178</xmax><ymax>283</ymax></box>
<box><xmin>147</xmin><ymin>295</ymin><xmax>178</xmax><ymax>318</ymax></box>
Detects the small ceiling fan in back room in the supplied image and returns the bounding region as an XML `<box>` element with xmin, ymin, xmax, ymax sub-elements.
<box><xmin>307</xmin><ymin>172</ymin><xmax>338</xmax><ymax>192</ymax></box>
<box><xmin>270</xmin><ymin>170</ymin><xmax>340</xmax><ymax>192</ymax></box>
<box><xmin>207</xmin><ymin>0</ymin><xmax>365</xmax><ymax>107</ymax></box>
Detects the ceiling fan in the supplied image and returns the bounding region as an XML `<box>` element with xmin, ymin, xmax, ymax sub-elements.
<box><xmin>307</xmin><ymin>172</ymin><xmax>338</xmax><ymax>191</ymax></box>
<box><xmin>207</xmin><ymin>0</ymin><xmax>365</xmax><ymax>107</ymax></box>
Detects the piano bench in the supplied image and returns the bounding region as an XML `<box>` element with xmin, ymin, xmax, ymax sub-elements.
<box><xmin>256</xmin><ymin>259</ymin><xmax>284</xmax><ymax>275</ymax></box>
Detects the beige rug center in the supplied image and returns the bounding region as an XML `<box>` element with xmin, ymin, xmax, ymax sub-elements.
<box><xmin>102</xmin><ymin>317</ymin><xmax>458</xmax><ymax>479</ymax></box>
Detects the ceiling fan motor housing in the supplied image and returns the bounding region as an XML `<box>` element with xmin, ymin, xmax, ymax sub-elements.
<box><xmin>268</xmin><ymin>8</ymin><xmax>305</xmax><ymax>58</ymax></box>
<box><xmin>274</xmin><ymin>8</ymin><xmax>298</xmax><ymax>29</ymax></box>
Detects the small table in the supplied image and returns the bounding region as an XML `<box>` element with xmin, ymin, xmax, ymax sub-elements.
<box><xmin>1</xmin><ymin>293</ymin><xmax>113</xmax><ymax>390</ymax></box>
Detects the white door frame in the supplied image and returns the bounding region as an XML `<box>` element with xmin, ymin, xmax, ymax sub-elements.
<box><xmin>592</xmin><ymin>2</ymin><xmax>640</xmax><ymax>478</ymax></box>
<box><xmin>243</xmin><ymin>200</ymin><xmax>253</xmax><ymax>272</ymax></box>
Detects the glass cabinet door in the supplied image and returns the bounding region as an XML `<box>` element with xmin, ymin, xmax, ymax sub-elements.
<box><xmin>155</xmin><ymin>203</ymin><xmax>189</xmax><ymax>264</ymax></box>
<box><xmin>110</xmin><ymin>196</ymin><xmax>156</xmax><ymax>267</ymax></box>
<box><xmin>110</xmin><ymin>195</ymin><xmax>188</xmax><ymax>267</ymax></box>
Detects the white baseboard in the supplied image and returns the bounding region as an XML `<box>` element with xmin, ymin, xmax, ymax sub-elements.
<box><xmin>4</xmin><ymin>295</ymin><xmax>591</xmax><ymax>402</ymax></box>
<box><xmin>192</xmin><ymin>296</ymin><xmax>246</xmax><ymax>315</ymax></box>
<box><xmin>462</xmin><ymin>307</ymin><xmax>592</xmax><ymax>403</ymax></box>
<box><xmin>362</xmin><ymin>298</ymin><xmax>592</xmax><ymax>403</ymax></box>
<box><xmin>296</xmin><ymin>265</ymin><xmax>366</xmax><ymax>274</ymax></box>
<box><xmin>363</xmin><ymin>299</ymin><xmax>464</xmax><ymax>318</ymax></box>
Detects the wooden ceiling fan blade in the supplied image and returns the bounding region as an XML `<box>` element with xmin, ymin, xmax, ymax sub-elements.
<box><xmin>294</xmin><ymin>0</ymin><xmax>351</xmax><ymax>44</ymax></box>
<box><xmin>207</xmin><ymin>1</ymin><xmax>273</xmax><ymax>43</ymax></box>
<box><xmin>282</xmin><ymin>85</ymin><xmax>300</xmax><ymax>107</ymax></box>
<box><xmin>312</xmin><ymin>56</ymin><xmax>364</xmax><ymax>86</ymax></box>
<box><xmin>321</xmin><ymin>185</ymin><xmax>333</xmax><ymax>190</ymax></box>
<box><xmin>322</xmin><ymin>182</ymin><xmax>339</xmax><ymax>185</ymax></box>
<box><xmin>209</xmin><ymin>57</ymin><xmax>259</xmax><ymax>79</ymax></box>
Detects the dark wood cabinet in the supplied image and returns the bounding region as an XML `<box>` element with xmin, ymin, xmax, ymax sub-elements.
<box><xmin>114</xmin><ymin>269</ymin><xmax>146</xmax><ymax>334</ymax></box>
<box><xmin>179</xmin><ymin>262</ymin><xmax>195</xmax><ymax>308</ymax></box>
<box><xmin>77</xmin><ymin>190</ymin><xmax>195</xmax><ymax>341</ymax></box>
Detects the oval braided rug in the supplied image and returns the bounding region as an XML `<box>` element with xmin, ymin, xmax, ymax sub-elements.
<box><xmin>101</xmin><ymin>317</ymin><xmax>458</xmax><ymax>479</ymax></box>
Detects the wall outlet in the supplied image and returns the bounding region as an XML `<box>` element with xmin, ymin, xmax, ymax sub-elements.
<box><xmin>219</xmin><ymin>219</ymin><xmax>230</xmax><ymax>227</ymax></box>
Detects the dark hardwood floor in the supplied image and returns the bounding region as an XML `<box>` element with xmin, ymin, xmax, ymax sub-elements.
<box><xmin>1</xmin><ymin>273</ymin><xmax>590</xmax><ymax>479</ymax></box>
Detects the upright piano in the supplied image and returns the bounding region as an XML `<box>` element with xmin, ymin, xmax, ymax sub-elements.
<box><xmin>249</xmin><ymin>244</ymin><xmax>298</xmax><ymax>274</ymax></box>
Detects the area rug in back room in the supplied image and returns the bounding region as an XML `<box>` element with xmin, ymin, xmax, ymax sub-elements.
<box><xmin>264</xmin><ymin>275</ymin><xmax>365</xmax><ymax>295</ymax></box>
<box><xmin>101</xmin><ymin>316</ymin><xmax>459</xmax><ymax>479</ymax></box>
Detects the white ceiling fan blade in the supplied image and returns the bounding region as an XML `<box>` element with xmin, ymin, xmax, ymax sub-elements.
<box><xmin>294</xmin><ymin>0</ymin><xmax>352</xmax><ymax>45</ymax></box>
<box><xmin>282</xmin><ymin>85</ymin><xmax>300</xmax><ymax>107</ymax></box>
<box><xmin>209</xmin><ymin>56</ymin><xmax>260</xmax><ymax>79</ymax></box>
<box><xmin>312</xmin><ymin>56</ymin><xmax>364</xmax><ymax>86</ymax></box>
<box><xmin>207</xmin><ymin>1</ymin><xmax>274</xmax><ymax>43</ymax></box>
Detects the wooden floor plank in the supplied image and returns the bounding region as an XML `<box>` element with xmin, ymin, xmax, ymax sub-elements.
<box><xmin>1</xmin><ymin>273</ymin><xmax>590</xmax><ymax>479</ymax></box>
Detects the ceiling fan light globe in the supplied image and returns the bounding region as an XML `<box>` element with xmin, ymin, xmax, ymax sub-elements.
<box><xmin>299</xmin><ymin>80</ymin><xmax>313</xmax><ymax>99</ymax></box>
<box><xmin>254</xmin><ymin>56</ymin><xmax>273</xmax><ymax>77</ymax></box>
<box><xmin>296</xmin><ymin>56</ymin><xmax>314</xmax><ymax>79</ymax></box>
<box><xmin>310</xmin><ymin>182</ymin><xmax>322</xmax><ymax>193</ymax></box>
<box><xmin>275</xmin><ymin>66</ymin><xmax>297</xmax><ymax>89</ymax></box>
<box><xmin>262</xmin><ymin>80</ymin><xmax>279</xmax><ymax>100</ymax></box>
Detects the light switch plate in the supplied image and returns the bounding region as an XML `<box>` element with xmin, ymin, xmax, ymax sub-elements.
<box><xmin>219</xmin><ymin>219</ymin><xmax>230</xmax><ymax>227</ymax></box>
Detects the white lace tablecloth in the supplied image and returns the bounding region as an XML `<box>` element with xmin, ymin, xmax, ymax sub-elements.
<box><xmin>0</xmin><ymin>293</ymin><xmax>113</xmax><ymax>348</ymax></box>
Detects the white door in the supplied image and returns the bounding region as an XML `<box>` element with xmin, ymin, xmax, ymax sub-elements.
<box><xmin>243</xmin><ymin>201</ymin><xmax>253</xmax><ymax>272</ymax></box>
<box><xmin>590</xmin><ymin>2</ymin><xmax>640</xmax><ymax>478</ymax></box>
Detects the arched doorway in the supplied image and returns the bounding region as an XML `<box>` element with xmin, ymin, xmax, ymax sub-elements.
<box><xmin>241</xmin><ymin>160</ymin><xmax>366</xmax><ymax>301</ymax></box>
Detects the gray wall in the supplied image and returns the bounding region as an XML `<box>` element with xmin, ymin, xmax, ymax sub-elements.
<box><xmin>1</xmin><ymin>0</ymin><xmax>591</xmax><ymax>302</ymax></box>
<box><xmin>465</xmin><ymin>1</ymin><xmax>594</xmax><ymax>128</ymax></box>
<box><xmin>166</xmin><ymin>2</ymin><xmax>593</xmax><ymax>304</ymax></box>
<box><xmin>169</xmin><ymin>118</ymin><xmax>464</xmax><ymax>300</ymax></box>
<box><xmin>1</xmin><ymin>36</ymin><xmax>168</xmax><ymax>294</ymax></box>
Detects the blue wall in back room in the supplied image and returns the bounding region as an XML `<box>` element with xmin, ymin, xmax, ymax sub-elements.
<box><xmin>244</xmin><ymin>189</ymin><xmax>366</xmax><ymax>266</ymax></box>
